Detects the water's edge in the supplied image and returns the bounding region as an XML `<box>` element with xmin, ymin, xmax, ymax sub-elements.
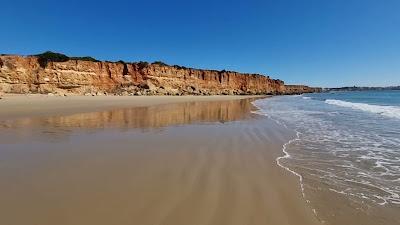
<box><xmin>250</xmin><ymin>98</ymin><xmax>323</xmax><ymax>222</ymax></box>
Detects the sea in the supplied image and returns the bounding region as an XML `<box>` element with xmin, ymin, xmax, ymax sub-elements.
<box><xmin>254</xmin><ymin>91</ymin><xmax>400</xmax><ymax>224</ymax></box>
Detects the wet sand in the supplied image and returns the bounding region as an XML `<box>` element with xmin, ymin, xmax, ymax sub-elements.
<box><xmin>0</xmin><ymin>96</ymin><xmax>321</xmax><ymax>225</ymax></box>
<box><xmin>0</xmin><ymin>94</ymin><xmax>256</xmax><ymax>120</ymax></box>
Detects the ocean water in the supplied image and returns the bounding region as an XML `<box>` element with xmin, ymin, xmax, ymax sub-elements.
<box><xmin>254</xmin><ymin>91</ymin><xmax>400</xmax><ymax>223</ymax></box>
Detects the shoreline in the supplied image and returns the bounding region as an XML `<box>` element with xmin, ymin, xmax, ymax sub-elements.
<box><xmin>252</xmin><ymin>99</ymin><xmax>321</xmax><ymax>219</ymax></box>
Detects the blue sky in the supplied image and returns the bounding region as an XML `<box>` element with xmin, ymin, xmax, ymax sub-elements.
<box><xmin>1</xmin><ymin>0</ymin><xmax>399</xmax><ymax>87</ymax></box>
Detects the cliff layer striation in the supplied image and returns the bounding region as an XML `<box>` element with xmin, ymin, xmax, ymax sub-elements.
<box><xmin>0</xmin><ymin>54</ymin><xmax>321</xmax><ymax>96</ymax></box>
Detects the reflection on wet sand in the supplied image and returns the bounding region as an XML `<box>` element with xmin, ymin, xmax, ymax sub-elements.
<box><xmin>1</xmin><ymin>98</ymin><xmax>261</xmax><ymax>132</ymax></box>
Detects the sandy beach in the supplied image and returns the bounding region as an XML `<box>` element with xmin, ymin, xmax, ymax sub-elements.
<box><xmin>0</xmin><ymin>95</ymin><xmax>321</xmax><ymax>225</ymax></box>
<box><xmin>2</xmin><ymin>1</ymin><xmax>398</xmax><ymax>224</ymax></box>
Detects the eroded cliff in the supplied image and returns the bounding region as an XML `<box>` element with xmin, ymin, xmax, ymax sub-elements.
<box><xmin>0</xmin><ymin>54</ymin><xmax>320</xmax><ymax>96</ymax></box>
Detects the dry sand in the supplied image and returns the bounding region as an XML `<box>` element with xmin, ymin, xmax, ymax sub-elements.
<box><xmin>0</xmin><ymin>95</ymin><xmax>321</xmax><ymax>225</ymax></box>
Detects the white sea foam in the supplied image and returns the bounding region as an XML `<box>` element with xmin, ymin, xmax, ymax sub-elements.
<box><xmin>302</xmin><ymin>96</ymin><xmax>311</xmax><ymax>100</ymax></box>
<box><xmin>253</xmin><ymin>96</ymin><xmax>400</xmax><ymax>207</ymax></box>
<box><xmin>325</xmin><ymin>99</ymin><xmax>400</xmax><ymax>119</ymax></box>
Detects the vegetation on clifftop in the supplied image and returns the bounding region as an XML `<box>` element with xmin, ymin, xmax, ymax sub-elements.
<box><xmin>70</xmin><ymin>56</ymin><xmax>99</xmax><ymax>62</ymax></box>
<box><xmin>34</xmin><ymin>51</ymin><xmax>99</xmax><ymax>68</ymax></box>
<box><xmin>30</xmin><ymin>51</ymin><xmax>262</xmax><ymax>77</ymax></box>
<box><xmin>137</xmin><ymin>61</ymin><xmax>149</xmax><ymax>69</ymax></box>
<box><xmin>35</xmin><ymin>51</ymin><xmax>69</xmax><ymax>67</ymax></box>
<box><xmin>152</xmin><ymin>61</ymin><xmax>169</xmax><ymax>66</ymax></box>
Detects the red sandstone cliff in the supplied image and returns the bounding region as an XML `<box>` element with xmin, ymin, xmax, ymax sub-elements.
<box><xmin>0</xmin><ymin>54</ymin><xmax>320</xmax><ymax>96</ymax></box>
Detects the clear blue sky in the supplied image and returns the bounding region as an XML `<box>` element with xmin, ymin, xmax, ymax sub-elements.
<box><xmin>1</xmin><ymin>0</ymin><xmax>400</xmax><ymax>87</ymax></box>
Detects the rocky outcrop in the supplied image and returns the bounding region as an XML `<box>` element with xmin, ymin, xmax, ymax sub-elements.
<box><xmin>0</xmin><ymin>54</ymin><xmax>320</xmax><ymax>96</ymax></box>
<box><xmin>284</xmin><ymin>85</ymin><xmax>322</xmax><ymax>94</ymax></box>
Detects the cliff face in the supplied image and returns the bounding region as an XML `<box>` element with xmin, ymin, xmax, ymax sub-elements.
<box><xmin>0</xmin><ymin>55</ymin><xmax>319</xmax><ymax>96</ymax></box>
<box><xmin>284</xmin><ymin>85</ymin><xmax>322</xmax><ymax>94</ymax></box>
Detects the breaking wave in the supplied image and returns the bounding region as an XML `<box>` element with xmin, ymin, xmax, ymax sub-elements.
<box><xmin>325</xmin><ymin>99</ymin><xmax>400</xmax><ymax>119</ymax></box>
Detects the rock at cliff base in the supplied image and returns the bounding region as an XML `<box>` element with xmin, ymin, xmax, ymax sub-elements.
<box><xmin>145</xmin><ymin>80</ymin><xmax>157</xmax><ymax>91</ymax></box>
<box><xmin>166</xmin><ymin>87</ymin><xmax>179</xmax><ymax>96</ymax></box>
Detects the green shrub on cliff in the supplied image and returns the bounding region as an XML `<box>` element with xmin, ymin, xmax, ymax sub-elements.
<box><xmin>152</xmin><ymin>61</ymin><xmax>169</xmax><ymax>66</ymax></box>
<box><xmin>70</xmin><ymin>56</ymin><xmax>99</xmax><ymax>62</ymax></box>
<box><xmin>173</xmin><ymin>65</ymin><xmax>187</xmax><ymax>70</ymax></box>
<box><xmin>35</xmin><ymin>51</ymin><xmax>69</xmax><ymax>67</ymax></box>
<box><xmin>137</xmin><ymin>61</ymin><xmax>149</xmax><ymax>69</ymax></box>
<box><xmin>35</xmin><ymin>51</ymin><xmax>100</xmax><ymax>67</ymax></box>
